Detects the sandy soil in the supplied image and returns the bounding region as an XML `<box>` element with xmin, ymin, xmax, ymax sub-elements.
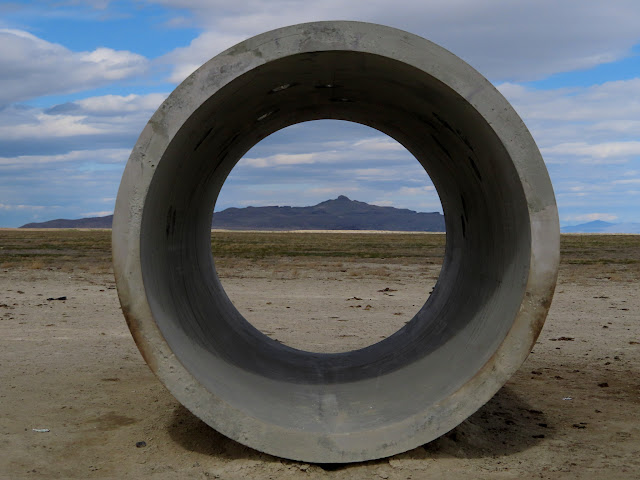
<box><xmin>1</xmin><ymin>261</ymin><xmax>639</xmax><ymax>479</ymax></box>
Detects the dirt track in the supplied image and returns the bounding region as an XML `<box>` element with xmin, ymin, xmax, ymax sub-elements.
<box><xmin>1</xmin><ymin>239</ymin><xmax>639</xmax><ymax>479</ymax></box>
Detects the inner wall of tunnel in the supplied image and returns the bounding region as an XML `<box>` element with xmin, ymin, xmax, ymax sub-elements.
<box><xmin>211</xmin><ymin>119</ymin><xmax>446</xmax><ymax>354</ymax></box>
<box><xmin>139</xmin><ymin>50</ymin><xmax>531</xmax><ymax>429</ymax></box>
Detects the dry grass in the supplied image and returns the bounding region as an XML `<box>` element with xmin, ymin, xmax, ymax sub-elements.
<box><xmin>559</xmin><ymin>234</ymin><xmax>640</xmax><ymax>284</ymax></box>
<box><xmin>0</xmin><ymin>229</ymin><xmax>112</xmax><ymax>272</ymax></box>
<box><xmin>1</xmin><ymin>230</ymin><xmax>638</xmax><ymax>283</ymax></box>
<box><xmin>27</xmin><ymin>260</ymin><xmax>45</xmax><ymax>270</ymax></box>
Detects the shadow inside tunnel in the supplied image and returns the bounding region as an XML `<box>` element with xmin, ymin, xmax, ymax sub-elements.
<box><xmin>167</xmin><ymin>383</ymin><xmax>552</xmax><ymax>468</ymax></box>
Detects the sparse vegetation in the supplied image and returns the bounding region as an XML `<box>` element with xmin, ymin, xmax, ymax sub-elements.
<box><xmin>559</xmin><ymin>234</ymin><xmax>640</xmax><ymax>284</ymax></box>
<box><xmin>0</xmin><ymin>229</ymin><xmax>112</xmax><ymax>271</ymax></box>
<box><xmin>1</xmin><ymin>230</ymin><xmax>638</xmax><ymax>282</ymax></box>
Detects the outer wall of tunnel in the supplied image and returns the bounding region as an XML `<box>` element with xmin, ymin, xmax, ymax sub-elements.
<box><xmin>112</xmin><ymin>21</ymin><xmax>560</xmax><ymax>463</ymax></box>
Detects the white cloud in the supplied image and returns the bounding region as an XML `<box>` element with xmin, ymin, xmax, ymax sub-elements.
<box><xmin>154</xmin><ymin>1</ymin><xmax>640</xmax><ymax>83</ymax></box>
<box><xmin>399</xmin><ymin>186</ymin><xmax>436</xmax><ymax>195</ymax></box>
<box><xmin>541</xmin><ymin>142</ymin><xmax>640</xmax><ymax>159</ymax></box>
<box><xmin>499</xmin><ymin>79</ymin><xmax>640</xmax><ymax>125</ymax></box>
<box><xmin>307</xmin><ymin>186</ymin><xmax>361</xmax><ymax>196</ymax></box>
<box><xmin>613</xmin><ymin>178</ymin><xmax>640</xmax><ymax>185</ymax></box>
<box><xmin>566</xmin><ymin>213</ymin><xmax>619</xmax><ymax>222</ymax></box>
<box><xmin>0</xmin><ymin>113</ymin><xmax>102</xmax><ymax>139</ymax></box>
<box><xmin>498</xmin><ymin>79</ymin><xmax>640</xmax><ymax>170</ymax></box>
<box><xmin>73</xmin><ymin>93</ymin><xmax>167</xmax><ymax>114</ymax></box>
<box><xmin>243</xmin><ymin>152</ymin><xmax>323</xmax><ymax>168</ymax></box>
<box><xmin>0</xmin><ymin>93</ymin><xmax>166</xmax><ymax>142</ymax></box>
<box><xmin>351</xmin><ymin>168</ymin><xmax>394</xmax><ymax>179</ymax></box>
<box><xmin>0</xmin><ymin>28</ymin><xmax>149</xmax><ymax>104</ymax></box>
<box><xmin>0</xmin><ymin>203</ymin><xmax>47</xmax><ymax>211</ymax></box>
<box><xmin>81</xmin><ymin>210</ymin><xmax>113</xmax><ymax>217</ymax></box>
<box><xmin>353</xmin><ymin>137</ymin><xmax>405</xmax><ymax>151</ymax></box>
<box><xmin>0</xmin><ymin>148</ymin><xmax>130</xmax><ymax>169</ymax></box>
<box><xmin>370</xmin><ymin>200</ymin><xmax>394</xmax><ymax>207</ymax></box>
<box><xmin>241</xmin><ymin>135</ymin><xmax>413</xmax><ymax>168</ymax></box>
<box><xmin>159</xmin><ymin>30</ymin><xmax>248</xmax><ymax>83</ymax></box>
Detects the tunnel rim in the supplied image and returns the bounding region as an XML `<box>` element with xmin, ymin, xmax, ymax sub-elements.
<box><xmin>112</xmin><ymin>21</ymin><xmax>559</xmax><ymax>463</ymax></box>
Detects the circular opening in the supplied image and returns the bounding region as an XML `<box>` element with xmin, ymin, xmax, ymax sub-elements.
<box><xmin>139</xmin><ymin>49</ymin><xmax>532</xmax><ymax>389</ymax></box>
<box><xmin>211</xmin><ymin>120</ymin><xmax>446</xmax><ymax>353</ymax></box>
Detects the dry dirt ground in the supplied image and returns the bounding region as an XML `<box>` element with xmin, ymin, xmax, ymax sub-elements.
<box><xmin>1</xmin><ymin>231</ymin><xmax>639</xmax><ymax>479</ymax></box>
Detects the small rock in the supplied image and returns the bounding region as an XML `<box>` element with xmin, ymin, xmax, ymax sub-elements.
<box><xmin>598</xmin><ymin>382</ymin><xmax>609</xmax><ymax>388</ymax></box>
<box><xmin>136</xmin><ymin>441</ymin><xmax>147</xmax><ymax>448</ymax></box>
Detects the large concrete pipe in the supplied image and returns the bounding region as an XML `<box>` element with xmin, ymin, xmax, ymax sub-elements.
<box><xmin>113</xmin><ymin>21</ymin><xmax>559</xmax><ymax>463</ymax></box>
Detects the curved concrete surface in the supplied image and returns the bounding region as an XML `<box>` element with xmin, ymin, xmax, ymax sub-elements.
<box><xmin>112</xmin><ymin>21</ymin><xmax>559</xmax><ymax>463</ymax></box>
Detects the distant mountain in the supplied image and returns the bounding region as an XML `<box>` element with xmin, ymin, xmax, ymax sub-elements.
<box><xmin>562</xmin><ymin>220</ymin><xmax>640</xmax><ymax>234</ymax></box>
<box><xmin>211</xmin><ymin>195</ymin><xmax>445</xmax><ymax>231</ymax></box>
<box><xmin>21</xmin><ymin>215</ymin><xmax>113</xmax><ymax>229</ymax></box>
<box><xmin>20</xmin><ymin>196</ymin><xmax>446</xmax><ymax>232</ymax></box>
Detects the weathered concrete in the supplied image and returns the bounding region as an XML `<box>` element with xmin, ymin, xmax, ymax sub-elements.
<box><xmin>112</xmin><ymin>21</ymin><xmax>559</xmax><ymax>463</ymax></box>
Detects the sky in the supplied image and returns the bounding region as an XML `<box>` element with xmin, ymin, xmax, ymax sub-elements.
<box><xmin>1</xmin><ymin>1</ymin><xmax>639</xmax><ymax>229</ymax></box>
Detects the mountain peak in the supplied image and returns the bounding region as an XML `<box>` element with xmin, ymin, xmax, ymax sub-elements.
<box><xmin>20</xmin><ymin>197</ymin><xmax>447</xmax><ymax>232</ymax></box>
<box><xmin>210</xmin><ymin>197</ymin><xmax>444</xmax><ymax>231</ymax></box>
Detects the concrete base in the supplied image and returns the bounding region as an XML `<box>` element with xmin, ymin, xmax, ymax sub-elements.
<box><xmin>112</xmin><ymin>21</ymin><xmax>559</xmax><ymax>463</ymax></box>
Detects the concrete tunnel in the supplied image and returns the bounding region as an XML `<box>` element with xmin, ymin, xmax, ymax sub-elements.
<box><xmin>112</xmin><ymin>21</ymin><xmax>560</xmax><ymax>463</ymax></box>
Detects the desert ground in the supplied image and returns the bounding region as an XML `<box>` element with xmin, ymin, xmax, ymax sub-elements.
<box><xmin>1</xmin><ymin>229</ymin><xmax>639</xmax><ymax>479</ymax></box>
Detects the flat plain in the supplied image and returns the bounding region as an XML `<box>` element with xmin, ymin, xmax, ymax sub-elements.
<box><xmin>1</xmin><ymin>229</ymin><xmax>639</xmax><ymax>479</ymax></box>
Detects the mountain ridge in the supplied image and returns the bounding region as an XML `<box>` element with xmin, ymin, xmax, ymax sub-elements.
<box><xmin>21</xmin><ymin>200</ymin><xmax>640</xmax><ymax>233</ymax></box>
<box><xmin>561</xmin><ymin>220</ymin><xmax>640</xmax><ymax>234</ymax></box>
<box><xmin>20</xmin><ymin>196</ymin><xmax>446</xmax><ymax>232</ymax></box>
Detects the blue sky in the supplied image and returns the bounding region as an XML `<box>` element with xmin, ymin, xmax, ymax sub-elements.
<box><xmin>1</xmin><ymin>1</ymin><xmax>639</xmax><ymax>229</ymax></box>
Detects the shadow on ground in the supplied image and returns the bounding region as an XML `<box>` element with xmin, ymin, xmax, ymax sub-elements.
<box><xmin>167</xmin><ymin>384</ymin><xmax>551</xmax><ymax>469</ymax></box>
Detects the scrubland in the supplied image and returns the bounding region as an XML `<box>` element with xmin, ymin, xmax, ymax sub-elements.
<box><xmin>1</xmin><ymin>229</ymin><xmax>638</xmax><ymax>479</ymax></box>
